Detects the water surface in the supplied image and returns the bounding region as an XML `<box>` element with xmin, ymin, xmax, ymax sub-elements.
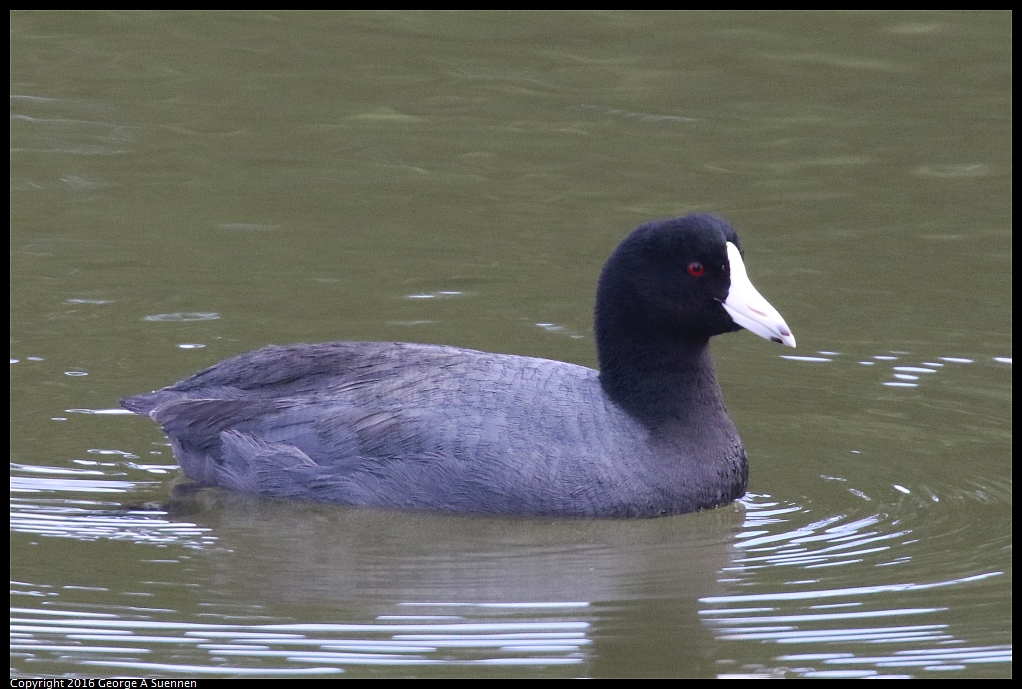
<box><xmin>11</xmin><ymin>11</ymin><xmax>1011</xmax><ymax>678</ymax></box>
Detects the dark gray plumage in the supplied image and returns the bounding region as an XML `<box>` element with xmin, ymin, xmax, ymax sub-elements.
<box><xmin>122</xmin><ymin>214</ymin><xmax>795</xmax><ymax>518</ymax></box>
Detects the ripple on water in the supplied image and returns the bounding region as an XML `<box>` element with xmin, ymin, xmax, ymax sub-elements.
<box><xmin>699</xmin><ymin>494</ymin><xmax>1009</xmax><ymax>678</ymax></box>
<box><xmin>778</xmin><ymin>349</ymin><xmax>1006</xmax><ymax>392</ymax></box>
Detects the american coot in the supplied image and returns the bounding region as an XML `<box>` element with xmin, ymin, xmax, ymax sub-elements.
<box><xmin>123</xmin><ymin>214</ymin><xmax>795</xmax><ymax>518</ymax></box>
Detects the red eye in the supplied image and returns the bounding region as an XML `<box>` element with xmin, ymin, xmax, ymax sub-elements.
<box><xmin>688</xmin><ymin>262</ymin><xmax>705</xmax><ymax>277</ymax></box>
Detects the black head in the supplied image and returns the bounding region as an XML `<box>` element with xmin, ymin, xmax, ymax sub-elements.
<box><xmin>594</xmin><ymin>214</ymin><xmax>794</xmax><ymax>420</ymax></box>
<box><xmin>595</xmin><ymin>214</ymin><xmax>746</xmax><ymax>354</ymax></box>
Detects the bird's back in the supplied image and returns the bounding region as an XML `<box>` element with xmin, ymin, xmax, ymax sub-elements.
<box><xmin>124</xmin><ymin>342</ymin><xmax>726</xmax><ymax>516</ymax></box>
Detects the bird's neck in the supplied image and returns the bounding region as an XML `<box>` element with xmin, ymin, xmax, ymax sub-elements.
<box><xmin>597</xmin><ymin>335</ymin><xmax>729</xmax><ymax>427</ymax></box>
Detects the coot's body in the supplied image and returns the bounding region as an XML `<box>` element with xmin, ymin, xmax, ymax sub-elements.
<box><xmin>123</xmin><ymin>214</ymin><xmax>795</xmax><ymax>517</ymax></box>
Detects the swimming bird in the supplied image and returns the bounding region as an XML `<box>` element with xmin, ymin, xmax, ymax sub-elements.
<box><xmin>122</xmin><ymin>214</ymin><xmax>795</xmax><ymax>517</ymax></box>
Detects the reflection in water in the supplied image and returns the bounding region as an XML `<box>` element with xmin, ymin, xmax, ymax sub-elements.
<box><xmin>143</xmin><ymin>313</ymin><xmax>221</xmax><ymax>322</ymax></box>
<box><xmin>12</xmin><ymin>605</ymin><xmax>590</xmax><ymax>675</ymax></box>
<box><xmin>10</xmin><ymin>461</ymin><xmax>729</xmax><ymax>676</ymax></box>
<box><xmin>777</xmin><ymin>349</ymin><xmax>1010</xmax><ymax>390</ymax></box>
<box><xmin>700</xmin><ymin>495</ymin><xmax>1010</xmax><ymax>678</ymax></box>
<box><xmin>9</xmin><ymin>452</ymin><xmax>1011</xmax><ymax>676</ymax></box>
